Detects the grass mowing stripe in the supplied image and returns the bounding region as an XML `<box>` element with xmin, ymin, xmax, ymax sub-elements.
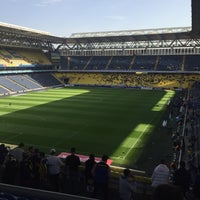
<box><xmin>0</xmin><ymin>87</ymin><xmax>174</xmax><ymax>170</ymax></box>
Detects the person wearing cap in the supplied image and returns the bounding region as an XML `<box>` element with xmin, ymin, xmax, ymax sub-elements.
<box><xmin>46</xmin><ymin>148</ymin><xmax>64</xmax><ymax>192</ymax></box>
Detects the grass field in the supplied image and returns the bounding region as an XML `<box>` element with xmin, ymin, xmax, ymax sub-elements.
<box><xmin>0</xmin><ymin>87</ymin><xmax>175</xmax><ymax>173</ymax></box>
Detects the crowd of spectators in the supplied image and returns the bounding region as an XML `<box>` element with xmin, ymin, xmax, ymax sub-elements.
<box><xmin>0</xmin><ymin>143</ymin><xmax>113</xmax><ymax>199</ymax></box>
<box><xmin>150</xmin><ymin>81</ymin><xmax>200</xmax><ymax>200</ymax></box>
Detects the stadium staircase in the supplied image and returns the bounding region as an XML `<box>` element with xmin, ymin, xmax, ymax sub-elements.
<box><xmin>83</xmin><ymin>57</ymin><xmax>92</xmax><ymax>70</ymax></box>
<box><xmin>129</xmin><ymin>56</ymin><xmax>135</xmax><ymax>70</ymax></box>
<box><xmin>181</xmin><ymin>55</ymin><xmax>186</xmax><ymax>71</ymax></box>
<box><xmin>0</xmin><ymin>85</ymin><xmax>11</xmax><ymax>94</ymax></box>
<box><xmin>105</xmin><ymin>56</ymin><xmax>113</xmax><ymax>70</ymax></box>
<box><xmin>154</xmin><ymin>55</ymin><xmax>159</xmax><ymax>70</ymax></box>
<box><xmin>6</xmin><ymin>76</ymin><xmax>27</xmax><ymax>90</ymax></box>
<box><xmin>23</xmin><ymin>75</ymin><xmax>43</xmax><ymax>88</ymax></box>
<box><xmin>0</xmin><ymin>55</ymin><xmax>9</xmax><ymax>67</ymax></box>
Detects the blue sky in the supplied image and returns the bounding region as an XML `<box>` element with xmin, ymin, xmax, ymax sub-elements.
<box><xmin>1</xmin><ymin>0</ymin><xmax>191</xmax><ymax>37</ymax></box>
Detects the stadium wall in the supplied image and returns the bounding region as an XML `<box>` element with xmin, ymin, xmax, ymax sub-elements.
<box><xmin>0</xmin><ymin>183</ymin><xmax>95</xmax><ymax>200</ymax></box>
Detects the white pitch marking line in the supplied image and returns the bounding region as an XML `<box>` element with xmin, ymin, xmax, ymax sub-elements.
<box><xmin>121</xmin><ymin>124</ymin><xmax>150</xmax><ymax>160</ymax></box>
<box><xmin>2</xmin><ymin>132</ymin><xmax>23</xmax><ymax>141</ymax></box>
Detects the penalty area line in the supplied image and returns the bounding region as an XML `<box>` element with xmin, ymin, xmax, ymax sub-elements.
<box><xmin>2</xmin><ymin>132</ymin><xmax>24</xmax><ymax>142</ymax></box>
<box><xmin>121</xmin><ymin>123</ymin><xmax>150</xmax><ymax>160</ymax></box>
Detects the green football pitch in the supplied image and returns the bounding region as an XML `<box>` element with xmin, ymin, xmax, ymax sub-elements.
<box><xmin>0</xmin><ymin>87</ymin><xmax>175</xmax><ymax>173</ymax></box>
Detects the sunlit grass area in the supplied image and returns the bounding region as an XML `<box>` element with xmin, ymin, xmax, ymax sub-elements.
<box><xmin>0</xmin><ymin>87</ymin><xmax>175</xmax><ymax>172</ymax></box>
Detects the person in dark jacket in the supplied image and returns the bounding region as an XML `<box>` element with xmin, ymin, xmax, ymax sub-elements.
<box><xmin>65</xmin><ymin>147</ymin><xmax>81</xmax><ymax>194</ymax></box>
<box><xmin>84</xmin><ymin>153</ymin><xmax>96</xmax><ymax>194</ymax></box>
<box><xmin>92</xmin><ymin>155</ymin><xmax>110</xmax><ymax>200</ymax></box>
<box><xmin>153</xmin><ymin>184</ymin><xmax>183</xmax><ymax>200</ymax></box>
<box><xmin>174</xmin><ymin>161</ymin><xmax>191</xmax><ymax>196</ymax></box>
<box><xmin>193</xmin><ymin>166</ymin><xmax>200</xmax><ymax>199</ymax></box>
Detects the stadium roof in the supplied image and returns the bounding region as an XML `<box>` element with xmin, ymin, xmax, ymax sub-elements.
<box><xmin>0</xmin><ymin>22</ymin><xmax>51</xmax><ymax>35</ymax></box>
<box><xmin>0</xmin><ymin>22</ymin><xmax>64</xmax><ymax>44</ymax></box>
<box><xmin>0</xmin><ymin>22</ymin><xmax>198</xmax><ymax>48</ymax></box>
<box><xmin>67</xmin><ymin>27</ymin><xmax>194</xmax><ymax>43</ymax></box>
<box><xmin>71</xmin><ymin>27</ymin><xmax>192</xmax><ymax>38</ymax></box>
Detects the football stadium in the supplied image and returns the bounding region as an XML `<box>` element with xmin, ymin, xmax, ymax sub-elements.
<box><xmin>0</xmin><ymin>0</ymin><xmax>200</xmax><ymax>199</ymax></box>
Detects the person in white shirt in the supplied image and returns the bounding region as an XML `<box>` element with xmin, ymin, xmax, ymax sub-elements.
<box><xmin>119</xmin><ymin>168</ymin><xmax>135</xmax><ymax>200</ymax></box>
<box><xmin>10</xmin><ymin>142</ymin><xmax>25</xmax><ymax>163</ymax></box>
<box><xmin>151</xmin><ymin>159</ymin><xmax>170</xmax><ymax>188</ymax></box>
<box><xmin>46</xmin><ymin>148</ymin><xmax>64</xmax><ymax>192</ymax></box>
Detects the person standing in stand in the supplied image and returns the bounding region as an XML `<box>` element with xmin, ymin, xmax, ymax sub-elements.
<box><xmin>151</xmin><ymin>159</ymin><xmax>170</xmax><ymax>188</ymax></box>
<box><xmin>65</xmin><ymin>147</ymin><xmax>81</xmax><ymax>195</ymax></box>
<box><xmin>84</xmin><ymin>153</ymin><xmax>96</xmax><ymax>195</ymax></box>
<box><xmin>92</xmin><ymin>155</ymin><xmax>110</xmax><ymax>200</ymax></box>
<box><xmin>46</xmin><ymin>148</ymin><xmax>64</xmax><ymax>192</ymax></box>
<box><xmin>119</xmin><ymin>168</ymin><xmax>135</xmax><ymax>200</ymax></box>
<box><xmin>174</xmin><ymin>161</ymin><xmax>191</xmax><ymax>197</ymax></box>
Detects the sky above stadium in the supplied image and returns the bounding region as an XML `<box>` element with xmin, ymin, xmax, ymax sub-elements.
<box><xmin>1</xmin><ymin>0</ymin><xmax>191</xmax><ymax>37</ymax></box>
